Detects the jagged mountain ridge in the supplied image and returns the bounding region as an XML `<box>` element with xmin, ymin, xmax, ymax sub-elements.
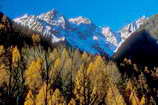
<box><xmin>14</xmin><ymin>9</ymin><xmax>146</xmax><ymax>56</ymax></box>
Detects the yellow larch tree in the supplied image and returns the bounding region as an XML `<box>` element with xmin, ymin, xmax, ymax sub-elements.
<box><xmin>61</xmin><ymin>48</ymin><xmax>69</xmax><ymax>62</ymax></box>
<box><xmin>48</xmin><ymin>88</ymin><xmax>65</xmax><ymax>105</ymax></box>
<box><xmin>74</xmin><ymin>64</ymin><xmax>89</xmax><ymax>105</ymax></box>
<box><xmin>60</xmin><ymin>48</ymin><xmax>69</xmax><ymax>69</ymax></box>
<box><xmin>81</xmin><ymin>52</ymin><xmax>91</xmax><ymax>64</ymax></box>
<box><xmin>93</xmin><ymin>56</ymin><xmax>104</xmax><ymax>69</ymax></box>
<box><xmin>126</xmin><ymin>79</ymin><xmax>133</xmax><ymax>91</ymax></box>
<box><xmin>32</xmin><ymin>34</ymin><xmax>41</xmax><ymax>45</ymax></box>
<box><xmin>105</xmin><ymin>83</ymin><xmax>126</xmax><ymax>105</ymax></box>
<box><xmin>0</xmin><ymin>45</ymin><xmax>5</xmax><ymax>56</ymax></box>
<box><xmin>68</xmin><ymin>98</ymin><xmax>76</xmax><ymax>105</ymax></box>
<box><xmin>49</xmin><ymin>48</ymin><xmax>59</xmax><ymax>62</ymax></box>
<box><xmin>139</xmin><ymin>95</ymin><xmax>145</xmax><ymax>105</ymax></box>
<box><xmin>72</xmin><ymin>49</ymin><xmax>82</xmax><ymax>70</ymax></box>
<box><xmin>0</xmin><ymin>63</ymin><xmax>9</xmax><ymax>86</ymax></box>
<box><xmin>90</xmin><ymin>71</ymin><xmax>107</xmax><ymax>105</ymax></box>
<box><xmin>36</xmin><ymin>82</ymin><xmax>51</xmax><ymax>105</ymax></box>
<box><xmin>126</xmin><ymin>80</ymin><xmax>141</xmax><ymax>105</ymax></box>
<box><xmin>49</xmin><ymin>57</ymin><xmax>62</xmax><ymax>87</ymax></box>
<box><xmin>105</xmin><ymin>62</ymin><xmax>121</xmax><ymax>84</ymax></box>
<box><xmin>61</xmin><ymin>57</ymin><xmax>74</xmax><ymax>101</ymax></box>
<box><xmin>12</xmin><ymin>46</ymin><xmax>21</xmax><ymax>68</ymax></box>
<box><xmin>87</xmin><ymin>62</ymin><xmax>94</xmax><ymax>75</ymax></box>
<box><xmin>129</xmin><ymin>89</ymin><xmax>140</xmax><ymax>105</ymax></box>
<box><xmin>63</xmin><ymin>57</ymin><xmax>72</xmax><ymax>71</ymax></box>
<box><xmin>81</xmin><ymin>52</ymin><xmax>88</xmax><ymax>62</ymax></box>
<box><xmin>24</xmin><ymin>90</ymin><xmax>35</xmax><ymax>105</ymax></box>
<box><xmin>0</xmin><ymin>24</ymin><xmax>5</xmax><ymax>31</ymax></box>
<box><xmin>24</xmin><ymin>58</ymin><xmax>43</xmax><ymax>90</ymax></box>
<box><xmin>54</xmin><ymin>57</ymin><xmax>62</xmax><ymax>70</ymax></box>
<box><xmin>62</xmin><ymin>57</ymin><xmax>72</xmax><ymax>80</ymax></box>
<box><xmin>87</xmin><ymin>55</ymin><xmax>105</xmax><ymax>75</ymax></box>
<box><xmin>87</xmin><ymin>56</ymin><xmax>107</xmax><ymax>104</ymax></box>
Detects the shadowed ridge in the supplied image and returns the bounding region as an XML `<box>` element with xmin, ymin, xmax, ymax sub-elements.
<box><xmin>113</xmin><ymin>30</ymin><xmax>158</xmax><ymax>67</ymax></box>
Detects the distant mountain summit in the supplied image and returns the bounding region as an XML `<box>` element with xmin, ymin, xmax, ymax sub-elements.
<box><xmin>120</xmin><ymin>16</ymin><xmax>146</xmax><ymax>41</ymax></box>
<box><xmin>14</xmin><ymin>9</ymin><xmax>147</xmax><ymax>56</ymax></box>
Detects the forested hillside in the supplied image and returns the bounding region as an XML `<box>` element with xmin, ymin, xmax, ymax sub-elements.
<box><xmin>0</xmin><ymin>13</ymin><xmax>157</xmax><ymax>105</ymax></box>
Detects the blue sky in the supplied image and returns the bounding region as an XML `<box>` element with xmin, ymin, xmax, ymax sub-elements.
<box><xmin>1</xmin><ymin>0</ymin><xmax>158</xmax><ymax>30</ymax></box>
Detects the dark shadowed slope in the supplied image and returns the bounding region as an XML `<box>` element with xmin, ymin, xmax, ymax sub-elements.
<box><xmin>113</xmin><ymin>30</ymin><xmax>158</xmax><ymax>67</ymax></box>
<box><xmin>113</xmin><ymin>14</ymin><xmax>158</xmax><ymax>67</ymax></box>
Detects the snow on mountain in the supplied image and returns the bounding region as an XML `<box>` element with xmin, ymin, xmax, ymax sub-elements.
<box><xmin>102</xmin><ymin>27</ymin><xmax>121</xmax><ymax>46</ymax></box>
<box><xmin>14</xmin><ymin>9</ymin><xmax>67</xmax><ymax>43</ymax></box>
<box><xmin>69</xmin><ymin>16</ymin><xmax>91</xmax><ymax>24</ymax></box>
<box><xmin>14</xmin><ymin>10</ymin><xmax>147</xmax><ymax>56</ymax></box>
<box><xmin>119</xmin><ymin>16</ymin><xmax>146</xmax><ymax>41</ymax></box>
<box><xmin>113</xmin><ymin>16</ymin><xmax>147</xmax><ymax>52</ymax></box>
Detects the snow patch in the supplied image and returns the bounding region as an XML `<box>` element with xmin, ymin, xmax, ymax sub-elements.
<box><xmin>93</xmin><ymin>36</ymin><xmax>98</xmax><ymax>40</ymax></box>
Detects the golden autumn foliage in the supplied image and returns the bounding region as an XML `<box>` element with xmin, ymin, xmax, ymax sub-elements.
<box><xmin>91</xmin><ymin>71</ymin><xmax>107</xmax><ymax>104</ymax></box>
<box><xmin>105</xmin><ymin>62</ymin><xmax>121</xmax><ymax>84</ymax></box>
<box><xmin>74</xmin><ymin>64</ymin><xmax>87</xmax><ymax>105</ymax></box>
<box><xmin>12</xmin><ymin>46</ymin><xmax>21</xmax><ymax>67</ymax></box>
<box><xmin>129</xmin><ymin>90</ymin><xmax>146</xmax><ymax>105</ymax></box>
<box><xmin>129</xmin><ymin>89</ymin><xmax>140</xmax><ymax>105</ymax></box>
<box><xmin>139</xmin><ymin>96</ymin><xmax>145</xmax><ymax>105</ymax></box>
<box><xmin>0</xmin><ymin>24</ymin><xmax>5</xmax><ymax>30</ymax></box>
<box><xmin>105</xmin><ymin>83</ymin><xmax>126</xmax><ymax>105</ymax></box>
<box><xmin>126</xmin><ymin>80</ymin><xmax>140</xmax><ymax>105</ymax></box>
<box><xmin>63</xmin><ymin>57</ymin><xmax>72</xmax><ymax>71</ymax></box>
<box><xmin>0</xmin><ymin>45</ymin><xmax>5</xmax><ymax>56</ymax></box>
<box><xmin>61</xmin><ymin>57</ymin><xmax>73</xmax><ymax>83</ymax></box>
<box><xmin>32</xmin><ymin>34</ymin><xmax>41</xmax><ymax>44</ymax></box>
<box><xmin>0</xmin><ymin>39</ymin><xmax>155</xmax><ymax>105</ymax></box>
<box><xmin>35</xmin><ymin>83</ymin><xmax>51</xmax><ymax>105</ymax></box>
<box><xmin>68</xmin><ymin>98</ymin><xmax>76</xmax><ymax>105</ymax></box>
<box><xmin>24</xmin><ymin>90</ymin><xmax>35</xmax><ymax>105</ymax></box>
<box><xmin>48</xmin><ymin>57</ymin><xmax>62</xmax><ymax>87</ymax></box>
<box><xmin>126</xmin><ymin>79</ymin><xmax>146</xmax><ymax>105</ymax></box>
<box><xmin>54</xmin><ymin>57</ymin><xmax>62</xmax><ymax>70</ymax></box>
<box><xmin>49</xmin><ymin>89</ymin><xmax>65</xmax><ymax>105</ymax></box>
<box><xmin>0</xmin><ymin>63</ymin><xmax>9</xmax><ymax>86</ymax></box>
<box><xmin>62</xmin><ymin>48</ymin><xmax>69</xmax><ymax>60</ymax></box>
<box><xmin>94</xmin><ymin>56</ymin><xmax>104</xmax><ymax>68</ymax></box>
<box><xmin>87</xmin><ymin>55</ymin><xmax>105</xmax><ymax>75</ymax></box>
<box><xmin>81</xmin><ymin>52</ymin><xmax>89</xmax><ymax>62</ymax></box>
<box><xmin>49</xmin><ymin>48</ymin><xmax>59</xmax><ymax>61</ymax></box>
<box><xmin>24</xmin><ymin>58</ymin><xmax>43</xmax><ymax>90</ymax></box>
<box><xmin>126</xmin><ymin>79</ymin><xmax>133</xmax><ymax>91</ymax></box>
<box><xmin>87</xmin><ymin>62</ymin><xmax>94</xmax><ymax>75</ymax></box>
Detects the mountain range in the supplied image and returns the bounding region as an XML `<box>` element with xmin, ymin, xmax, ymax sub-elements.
<box><xmin>0</xmin><ymin>10</ymin><xmax>158</xmax><ymax>105</ymax></box>
<box><xmin>14</xmin><ymin>9</ymin><xmax>147</xmax><ymax>56</ymax></box>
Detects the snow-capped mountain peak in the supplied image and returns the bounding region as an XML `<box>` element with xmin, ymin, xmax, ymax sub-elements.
<box><xmin>14</xmin><ymin>14</ymin><xmax>29</xmax><ymax>22</ymax></box>
<box><xmin>37</xmin><ymin>10</ymin><xmax>67</xmax><ymax>29</ymax></box>
<box><xmin>135</xmin><ymin>16</ymin><xmax>146</xmax><ymax>25</ymax></box>
<box><xmin>102</xmin><ymin>27</ymin><xmax>112</xmax><ymax>35</ymax></box>
<box><xmin>101</xmin><ymin>27</ymin><xmax>120</xmax><ymax>46</ymax></box>
<box><xmin>69</xmin><ymin>16</ymin><xmax>92</xmax><ymax>25</ymax></box>
<box><xmin>38</xmin><ymin>9</ymin><xmax>63</xmax><ymax>21</ymax></box>
<box><xmin>120</xmin><ymin>16</ymin><xmax>147</xmax><ymax>41</ymax></box>
<box><xmin>14</xmin><ymin>9</ymin><xmax>147</xmax><ymax>56</ymax></box>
